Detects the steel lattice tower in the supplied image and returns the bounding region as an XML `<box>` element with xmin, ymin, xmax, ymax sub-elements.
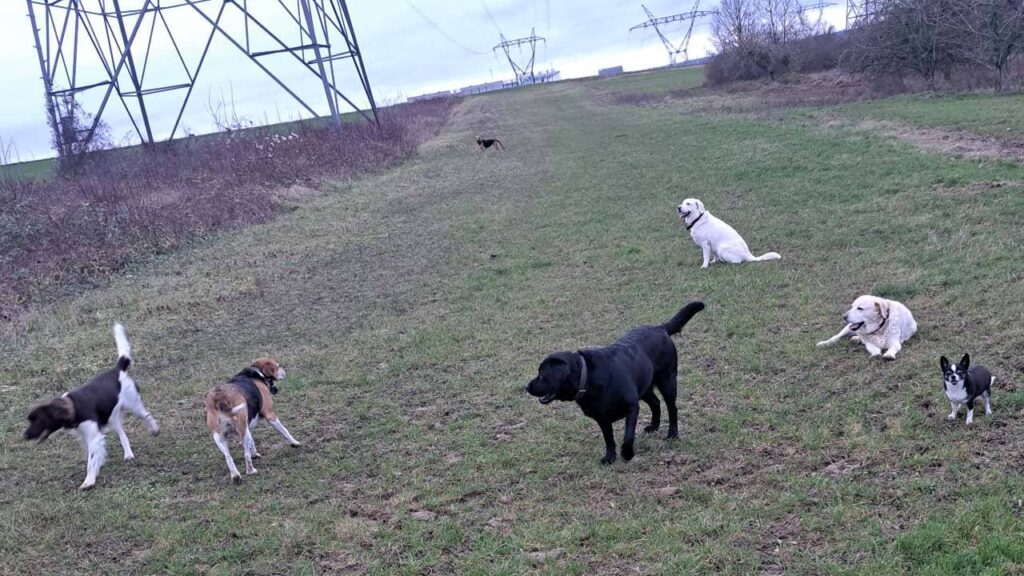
<box><xmin>630</xmin><ymin>2</ymin><xmax>716</xmax><ymax>65</ymax></box>
<box><xmin>494</xmin><ymin>28</ymin><xmax>546</xmax><ymax>86</ymax></box>
<box><xmin>846</xmin><ymin>0</ymin><xmax>881</xmax><ymax>27</ymax></box>
<box><xmin>799</xmin><ymin>1</ymin><xmax>837</xmax><ymax>27</ymax></box>
<box><xmin>25</xmin><ymin>0</ymin><xmax>379</xmax><ymax>155</ymax></box>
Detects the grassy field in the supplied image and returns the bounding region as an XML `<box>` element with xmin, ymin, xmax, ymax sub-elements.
<box><xmin>0</xmin><ymin>157</ymin><xmax>55</xmax><ymax>181</ymax></box>
<box><xmin>587</xmin><ymin>65</ymin><xmax>705</xmax><ymax>94</ymax></box>
<box><xmin>840</xmin><ymin>92</ymin><xmax>1024</xmax><ymax>140</ymax></box>
<box><xmin>2</xmin><ymin>72</ymin><xmax>1024</xmax><ymax>575</ymax></box>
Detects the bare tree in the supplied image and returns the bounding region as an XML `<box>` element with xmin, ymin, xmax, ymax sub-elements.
<box><xmin>851</xmin><ymin>0</ymin><xmax>966</xmax><ymax>89</ymax></box>
<box><xmin>950</xmin><ymin>0</ymin><xmax>1024</xmax><ymax>91</ymax></box>
<box><xmin>712</xmin><ymin>0</ymin><xmax>760</xmax><ymax>51</ymax></box>
<box><xmin>762</xmin><ymin>0</ymin><xmax>807</xmax><ymax>46</ymax></box>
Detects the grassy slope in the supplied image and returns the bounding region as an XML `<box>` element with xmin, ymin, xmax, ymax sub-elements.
<box><xmin>2</xmin><ymin>76</ymin><xmax>1024</xmax><ymax>575</ymax></box>
<box><xmin>0</xmin><ymin>157</ymin><xmax>55</xmax><ymax>181</ymax></box>
<box><xmin>587</xmin><ymin>65</ymin><xmax>705</xmax><ymax>94</ymax></box>
<box><xmin>839</xmin><ymin>92</ymin><xmax>1024</xmax><ymax>140</ymax></box>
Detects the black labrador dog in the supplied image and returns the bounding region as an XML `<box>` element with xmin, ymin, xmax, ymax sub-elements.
<box><xmin>527</xmin><ymin>301</ymin><xmax>705</xmax><ymax>464</ymax></box>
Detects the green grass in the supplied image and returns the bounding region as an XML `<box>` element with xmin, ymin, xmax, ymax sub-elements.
<box><xmin>2</xmin><ymin>71</ymin><xmax>1024</xmax><ymax>575</ymax></box>
<box><xmin>839</xmin><ymin>92</ymin><xmax>1024</xmax><ymax>140</ymax></box>
<box><xmin>0</xmin><ymin>157</ymin><xmax>55</xmax><ymax>181</ymax></box>
<box><xmin>588</xmin><ymin>65</ymin><xmax>705</xmax><ymax>94</ymax></box>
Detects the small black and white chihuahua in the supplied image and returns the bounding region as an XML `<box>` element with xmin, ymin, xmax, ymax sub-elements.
<box><xmin>940</xmin><ymin>354</ymin><xmax>993</xmax><ymax>425</ymax></box>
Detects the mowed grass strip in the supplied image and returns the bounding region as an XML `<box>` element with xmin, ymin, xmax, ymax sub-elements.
<box><xmin>2</xmin><ymin>73</ymin><xmax>1024</xmax><ymax>575</ymax></box>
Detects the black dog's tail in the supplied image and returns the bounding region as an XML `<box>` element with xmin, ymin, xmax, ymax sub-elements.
<box><xmin>661</xmin><ymin>302</ymin><xmax>705</xmax><ymax>335</ymax></box>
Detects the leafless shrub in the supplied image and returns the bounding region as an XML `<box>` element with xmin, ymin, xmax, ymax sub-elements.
<box><xmin>206</xmin><ymin>86</ymin><xmax>256</xmax><ymax>133</ymax></box>
<box><xmin>843</xmin><ymin>0</ymin><xmax>1024</xmax><ymax>92</ymax></box>
<box><xmin>50</xmin><ymin>94</ymin><xmax>113</xmax><ymax>175</ymax></box>
<box><xmin>947</xmin><ymin>0</ymin><xmax>1024</xmax><ymax>92</ymax></box>
<box><xmin>708</xmin><ymin>0</ymin><xmax>823</xmax><ymax>84</ymax></box>
<box><xmin>0</xmin><ymin>98</ymin><xmax>458</xmax><ymax>319</ymax></box>
<box><xmin>847</xmin><ymin>0</ymin><xmax>969</xmax><ymax>88</ymax></box>
<box><xmin>790</xmin><ymin>30</ymin><xmax>850</xmax><ymax>73</ymax></box>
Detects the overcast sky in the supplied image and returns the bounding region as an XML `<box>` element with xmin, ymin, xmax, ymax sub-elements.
<box><xmin>0</xmin><ymin>1</ymin><xmax>845</xmax><ymax>161</ymax></box>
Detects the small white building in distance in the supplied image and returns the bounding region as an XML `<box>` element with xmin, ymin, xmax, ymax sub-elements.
<box><xmin>408</xmin><ymin>91</ymin><xmax>451</xmax><ymax>103</ymax></box>
<box><xmin>458</xmin><ymin>80</ymin><xmax>506</xmax><ymax>95</ymax></box>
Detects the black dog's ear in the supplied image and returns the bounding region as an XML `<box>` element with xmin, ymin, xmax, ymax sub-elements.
<box><xmin>960</xmin><ymin>354</ymin><xmax>970</xmax><ymax>370</ymax></box>
<box><xmin>940</xmin><ymin>356</ymin><xmax>950</xmax><ymax>371</ymax></box>
<box><xmin>541</xmin><ymin>354</ymin><xmax>569</xmax><ymax>371</ymax></box>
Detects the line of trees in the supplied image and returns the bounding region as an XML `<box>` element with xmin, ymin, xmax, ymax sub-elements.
<box><xmin>708</xmin><ymin>0</ymin><xmax>1024</xmax><ymax>92</ymax></box>
<box><xmin>708</xmin><ymin>0</ymin><xmax>845</xmax><ymax>84</ymax></box>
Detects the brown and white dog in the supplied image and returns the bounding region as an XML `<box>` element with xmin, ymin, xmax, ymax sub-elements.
<box><xmin>23</xmin><ymin>323</ymin><xmax>160</xmax><ymax>490</ymax></box>
<box><xmin>204</xmin><ymin>358</ymin><xmax>300</xmax><ymax>483</ymax></box>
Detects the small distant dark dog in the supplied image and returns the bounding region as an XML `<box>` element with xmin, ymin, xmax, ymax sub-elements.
<box><xmin>527</xmin><ymin>302</ymin><xmax>705</xmax><ymax>464</ymax></box>
<box><xmin>204</xmin><ymin>358</ymin><xmax>301</xmax><ymax>483</ymax></box>
<box><xmin>941</xmin><ymin>354</ymin><xmax>993</xmax><ymax>425</ymax></box>
<box><xmin>476</xmin><ymin>136</ymin><xmax>504</xmax><ymax>151</ymax></box>
<box><xmin>23</xmin><ymin>323</ymin><xmax>160</xmax><ymax>490</ymax></box>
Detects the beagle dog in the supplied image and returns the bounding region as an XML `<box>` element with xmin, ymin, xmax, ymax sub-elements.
<box><xmin>204</xmin><ymin>358</ymin><xmax>300</xmax><ymax>483</ymax></box>
<box><xmin>23</xmin><ymin>323</ymin><xmax>160</xmax><ymax>490</ymax></box>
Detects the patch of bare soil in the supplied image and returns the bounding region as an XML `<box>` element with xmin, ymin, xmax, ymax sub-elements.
<box><xmin>934</xmin><ymin>180</ymin><xmax>1024</xmax><ymax>196</ymax></box>
<box><xmin>272</xmin><ymin>182</ymin><xmax>321</xmax><ymax>207</ymax></box>
<box><xmin>860</xmin><ymin>119</ymin><xmax>1024</xmax><ymax>164</ymax></box>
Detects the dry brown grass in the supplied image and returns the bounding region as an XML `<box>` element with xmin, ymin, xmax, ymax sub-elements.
<box><xmin>0</xmin><ymin>99</ymin><xmax>457</xmax><ymax>320</ymax></box>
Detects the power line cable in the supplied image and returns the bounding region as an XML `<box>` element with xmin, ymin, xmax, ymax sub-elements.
<box><xmin>479</xmin><ymin>0</ymin><xmax>504</xmax><ymax>36</ymax></box>
<box><xmin>403</xmin><ymin>0</ymin><xmax>488</xmax><ymax>55</ymax></box>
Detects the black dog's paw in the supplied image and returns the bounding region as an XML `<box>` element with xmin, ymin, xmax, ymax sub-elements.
<box><xmin>665</xmin><ymin>429</ymin><xmax>679</xmax><ymax>440</ymax></box>
<box><xmin>601</xmin><ymin>453</ymin><xmax>616</xmax><ymax>465</ymax></box>
<box><xmin>643</xmin><ymin>424</ymin><xmax>660</xmax><ymax>433</ymax></box>
<box><xmin>621</xmin><ymin>443</ymin><xmax>635</xmax><ymax>461</ymax></box>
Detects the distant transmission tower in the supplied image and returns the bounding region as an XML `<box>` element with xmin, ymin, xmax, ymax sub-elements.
<box><xmin>494</xmin><ymin>28</ymin><xmax>547</xmax><ymax>86</ymax></box>
<box><xmin>799</xmin><ymin>1</ymin><xmax>837</xmax><ymax>27</ymax></box>
<box><xmin>25</xmin><ymin>0</ymin><xmax>379</xmax><ymax>155</ymax></box>
<box><xmin>846</xmin><ymin>0</ymin><xmax>881</xmax><ymax>27</ymax></box>
<box><xmin>630</xmin><ymin>2</ymin><xmax>716</xmax><ymax>65</ymax></box>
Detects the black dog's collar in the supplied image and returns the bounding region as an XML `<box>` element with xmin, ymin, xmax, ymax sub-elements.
<box><xmin>574</xmin><ymin>354</ymin><xmax>588</xmax><ymax>401</ymax></box>
<box><xmin>685</xmin><ymin>211</ymin><xmax>706</xmax><ymax>230</ymax></box>
<box><xmin>863</xmin><ymin>312</ymin><xmax>889</xmax><ymax>336</ymax></box>
<box><xmin>244</xmin><ymin>367</ymin><xmax>279</xmax><ymax>395</ymax></box>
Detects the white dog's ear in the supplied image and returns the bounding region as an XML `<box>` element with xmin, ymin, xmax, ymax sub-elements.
<box><xmin>874</xmin><ymin>299</ymin><xmax>890</xmax><ymax>320</ymax></box>
<box><xmin>695</xmin><ymin>199</ymin><xmax>705</xmax><ymax>213</ymax></box>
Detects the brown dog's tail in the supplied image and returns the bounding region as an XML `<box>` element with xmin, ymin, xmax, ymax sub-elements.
<box><xmin>661</xmin><ymin>301</ymin><xmax>705</xmax><ymax>335</ymax></box>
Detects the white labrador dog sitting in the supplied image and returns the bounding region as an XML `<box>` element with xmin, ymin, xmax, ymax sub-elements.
<box><xmin>816</xmin><ymin>295</ymin><xmax>917</xmax><ymax>359</ymax></box>
<box><xmin>676</xmin><ymin>198</ymin><xmax>781</xmax><ymax>268</ymax></box>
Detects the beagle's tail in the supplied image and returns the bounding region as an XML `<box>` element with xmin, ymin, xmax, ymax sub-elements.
<box><xmin>113</xmin><ymin>323</ymin><xmax>132</xmax><ymax>371</ymax></box>
<box><xmin>661</xmin><ymin>301</ymin><xmax>706</xmax><ymax>335</ymax></box>
<box><xmin>207</xmin><ymin>389</ymin><xmax>240</xmax><ymax>415</ymax></box>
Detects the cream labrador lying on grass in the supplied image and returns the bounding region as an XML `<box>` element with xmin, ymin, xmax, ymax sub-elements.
<box><xmin>817</xmin><ymin>295</ymin><xmax>917</xmax><ymax>359</ymax></box>
<box><xmin>676</xmin><ymin>198</ymin><xmax>781</xmax><ymax>268</ymax></box>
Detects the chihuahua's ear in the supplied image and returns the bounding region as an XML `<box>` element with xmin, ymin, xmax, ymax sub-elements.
<box><xmin>940</xmin><ymin>356</ymin><xmax>950</xmax><ymax>371</ymax></box>
<box><xmin>960</xmin><ymin>354</ymin><xmax>970</xmax><ymax>370</ymax></box>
